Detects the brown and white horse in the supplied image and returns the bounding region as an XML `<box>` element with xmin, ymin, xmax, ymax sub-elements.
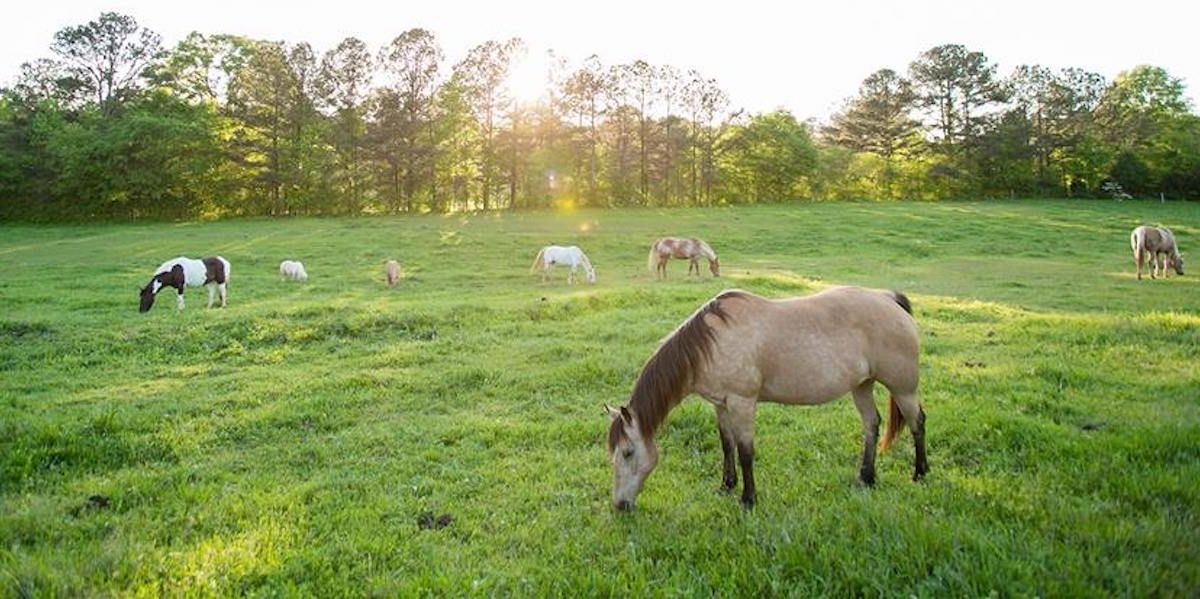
<box><xmin>648</xmin><ymin>237</ymin><xmax>719</xmax><ymax>279</ymax></box>
<box><xmin>1131</xmin><ymin>225</ymin><xmax>1184</xmax><ymax>280</ymax></box>
<box><xmin>139</xmin><ymin>256</ymin><xmax>230</xmax><ymax>312</ymax></box>
<box><xmin>605</xmin><ymin>286</ymin><xmax>925</xmax><ymax>510</ymax></box>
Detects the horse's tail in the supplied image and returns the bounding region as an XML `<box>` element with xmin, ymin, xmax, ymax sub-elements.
<box><xmin>530</xmin><ymin>248</ymin><xmax>546</xmax><ymax>274</ymax></box>
<box><xmin>647</xmin><ymin>241</ymin><xmax>659</xmax><ymax>272</ymax></box>
<box><xmin>891</xmin><ymin>290</ymin><xmax>912</xmax><ymax>315</ymax></box>
<box><xmin>881</xmin><ymin>395</ymin><xmax>905</xmax><ymax>451</ymax></box>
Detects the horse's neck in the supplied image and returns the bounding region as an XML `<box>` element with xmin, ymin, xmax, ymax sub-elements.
<box><xmin>629</xmin><ymin>380</ymin><xmax>693</xmax><ymax>440</ymax></box>
<box><xmin>699</xmin><ymin>244</ymin><xmax>715</xmax><ymax>260</ymax></box>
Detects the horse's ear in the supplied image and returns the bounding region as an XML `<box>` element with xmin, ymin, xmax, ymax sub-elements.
<box><xmin>619</xmin><ymin>406</ymin><xmax>633</xmax><ymax>425</ymax></box>
<box><xmin>605</xmin><ymin>404</ymin><xmax>622</xmax><ymax>420</ymax></box>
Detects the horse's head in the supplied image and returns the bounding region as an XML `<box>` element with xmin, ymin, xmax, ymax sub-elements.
<box><xmin>1172</xmin><ymin>254</ymin><xmax>1185</xmax><ymax>275</ymax></box>
<box><xmin>709</xmin><ymin>258</ymin><xmax>720</xmax><ymax>277</ymax></box>
<box><xmin>606</xmin><ymin>404</ymin><xmax>658</xmax><ymax>511</ymax></box>
<box><xmin>138</xmin><ymin>278</ymin><xmax>162</xmax><ymax>313</ymax></box>
<box><xmin>586</xmin><ymin>269</ymin><xmax>597</xmax><ymax>284</ymax></box>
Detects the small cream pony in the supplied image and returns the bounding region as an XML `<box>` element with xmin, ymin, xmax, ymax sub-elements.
<box><xmin>279</xmin><ymin>260</ymin><xmax>308</xmax><ymax>281</ymax></box>
<box><xmin>385</xmin><ymin>260</ymin><xmax>401</xmax><ymax>287</ymax></box>
<box><xmin>530</xmin><ymin>245</ymin><xmax>596</xmax><ymax>284</ymax></box>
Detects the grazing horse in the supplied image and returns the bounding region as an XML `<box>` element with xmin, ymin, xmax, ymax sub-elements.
<box><xmin>385</xmin><ymin>260</ymin><xmax>401</xmax><ymax>287</ymax></box>
<box><xmin>1131</xmin><ymin>225</ymin><xmax>1184</xmax><ymax>280</ymax></box>
<box><xmin>139</xmin><ymin>256</ymin><xmax>230</xmax><ymax>312</ymax></box>
<box><xmin>648</xmin><ymin>237</ymin><xmax>719</xmax><ymax>279</ymax></box>
<box><xmin>530</xmin><ymin>245</ymin><xmax>596</xmax><ymax>284</ymax></box>
<box><xmin>605</xmin><ymin>286</ymin><xmax>924</xmax><ymax>510</ymax></box>
<box><xmin>279</xmin><ymin>260</ymin><xmax>308</xmax><ymax>281</ymax></box>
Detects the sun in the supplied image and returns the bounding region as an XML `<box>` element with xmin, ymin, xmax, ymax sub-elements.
<box><xmin>506</xmin><ymin>50</ymin><xmax>551</xmax><ymax>105</ymax></box>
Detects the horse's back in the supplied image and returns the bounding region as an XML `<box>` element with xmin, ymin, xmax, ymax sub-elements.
<box><xmin>701</xmin><ymin>287</ymin><xmax>918</xmax><ymax>404</ymax></box>
<box><xmin>1132</xmin><ymin>226</ymin><xmax>1173</xmax><ymax>253</ymax></box>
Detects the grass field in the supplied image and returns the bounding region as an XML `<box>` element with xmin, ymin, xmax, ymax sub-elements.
<box><xmin>1</xmin><ymin>200</ymin><xmax>1198</xmax><ymax>596</ymax></box>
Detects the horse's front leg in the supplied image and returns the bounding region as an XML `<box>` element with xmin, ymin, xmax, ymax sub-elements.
<box><xmin>851</xmin><ymin>381</ymin><xmax>881</xmax><ymax>486</ymax></box>
<box><xmin>724</xmin><ymin>398</ymin><xmax>758</xmax><ymax>508</ymax></box>
<box><xmin>714</xmin><ymin>407</ymin><xmax>737</xmax><ymax>492</ymax></box>
<box><xmin>176</xmin><ymin>291</ymin><xmax>185</xmax><ymax>310</ymax></box>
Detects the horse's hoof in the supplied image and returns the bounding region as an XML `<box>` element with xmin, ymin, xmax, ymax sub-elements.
<box><xmin>740</xmin><ymin>495</ymin><xmax>756</xmax><ymax>509</ymax></box>
<box><xmin>719</xmin><ymin>481</ymin><xmax>736</xmax><ymax>494</ymax></box>
<box><xmin>858</xmin><ymin>474</ymin><xmax>876</xmax><ymax>488</ymax></box>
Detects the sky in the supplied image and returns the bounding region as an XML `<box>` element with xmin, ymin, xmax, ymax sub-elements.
<box><xmin>1</xmin><ymin>0</ymin><xmax>1196</xmax><ymax>121</ymax></box>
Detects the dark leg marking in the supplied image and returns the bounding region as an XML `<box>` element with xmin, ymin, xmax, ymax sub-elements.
<box><xmin>859</xmin><ymin>413</ymin><xmax>880</xmax><ymax>487</ymax></box>
<box><xmin>913</xmin><ymin>407</ymin><xmax>929</xmax><ymax>481</ymax></box>
<box><xmin>737</xmin><ymin>441</ymin><xmax>756</xmax><ymax>508</ymax></box>
<box><xmin>718</xmin><ymin>422</ymin><xmax>737</xmax><ymax>492</ymax></box>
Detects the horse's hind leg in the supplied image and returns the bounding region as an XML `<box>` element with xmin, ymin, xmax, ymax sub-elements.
<box><xmin>851</xmin><ymin>381</ymin><xmax>881</xmax><ymax>486</ymax></box>
<box><xmin>893</xmin><ymin>391</ymin><xmax>928</xmax><ymax>481</ymax></box>
<box><xmin>218</xmin><ymin>283</ymin><xmax>227</xmax><ymax>307</ymax></box>
<box><xmin>206</xmin><ymin>284</ymin><xmax>216</xmax><ymax>308</ymax></box>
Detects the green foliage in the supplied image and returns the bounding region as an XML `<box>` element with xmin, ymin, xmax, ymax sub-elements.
<box><xmin>718</xmin><ymin>110</ymin><xmax>817</xmax><ymax>202</ymax></box>
<box><xmin>1</xmin><ymin>202</ymin><xmax>1197</xmax><ymax>595</ymax></box>
<box><xmin>2</xmin><ymin>13</ymin><xmax>1200</xmax><ymax>221</ymax></box>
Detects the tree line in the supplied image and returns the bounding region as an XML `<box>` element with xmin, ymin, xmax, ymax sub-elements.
<box><xmin>1</xmin><ymin>12</ymin><xmax>1197</xmax><ymax>220</ymax></box>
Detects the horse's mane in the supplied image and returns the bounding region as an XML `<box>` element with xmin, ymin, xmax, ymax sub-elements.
<box><xmin>609</xmin><ymin>291</ymin><xmax>743</xmax><ymax>450</ymax></box>
<box><xmin>696</xmin><ymin>239</ymin><xmax>716</xmax><ymax>261</ymax></box>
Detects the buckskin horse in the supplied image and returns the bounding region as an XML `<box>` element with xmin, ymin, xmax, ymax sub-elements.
<box><xmin>606</xmin><ymin>286</ymin><xmax>925</xmax><ymax>510</ymax></box>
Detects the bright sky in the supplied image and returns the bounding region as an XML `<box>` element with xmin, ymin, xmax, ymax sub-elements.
<box><xmin>2</xmin><ymin>0</ymin><xmax>1197</xmax><ymax>120</ymax></box>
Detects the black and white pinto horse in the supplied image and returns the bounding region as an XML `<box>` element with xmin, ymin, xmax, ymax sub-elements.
<box><xmin>139</xmin><ymin>256</ymin><xmax>231</xmax><ymax>312</ymax></box>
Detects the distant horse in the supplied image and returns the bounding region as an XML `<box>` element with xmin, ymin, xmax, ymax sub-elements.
<box><xmin>385</xmin><ymin>260</ymin><xmax>401</xmax><ymax>287</ymax></box>
<box><xmin>1131</xmin><ymin>225</ymin><xmax>1184</xmax><ymax>280</ymax></box>
<box><xmin>606</xmin><ymin>286</ymin><xmax>924</xmax><ymax>510</ymax></box>
<box><xmin>648</xmin><ymin>237</ymin><xmax>719</xmax><ymax>279</ymax></box>
<box><xmin>530</xmin><ymin>245</ymin><xmax>596</xmax><ymax>284</ymax></box>
<box><xmin>279</xmin><ymin>260</ymin><xmax>308</xmax><ymax>281</ymax></box>
<box><xmin>140</xmin><ymin>256</ymin><xmax>230</xmax><ymax>312</ymax></box>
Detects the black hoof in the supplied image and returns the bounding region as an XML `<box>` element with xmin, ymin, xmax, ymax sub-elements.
<box><xmin>740</xmin><ymin>495</ymin><xmax>756</xmax><ymax>509</ymax></box>
<box><xmin>859</xmin><ymin>471</ymin><xmax>876</xmax><ymax>487</ymax></box>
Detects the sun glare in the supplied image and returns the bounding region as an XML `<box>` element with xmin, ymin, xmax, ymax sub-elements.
<box><xmin>507</xmin><ymin>51</ymin><xmax>550</xmax><ymax>105</ymax></box>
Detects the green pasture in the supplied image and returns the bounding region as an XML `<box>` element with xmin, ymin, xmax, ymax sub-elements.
<box><xmin>1</xmin><ymin>200</ymin><xmax>1197</xmax><ymax>596</ymax></box>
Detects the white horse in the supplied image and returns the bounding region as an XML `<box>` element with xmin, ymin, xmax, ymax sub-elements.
<box><xmin>139</xmin><ymin>256</ymin><xmax>230</xmax><ymax>312</ymax></box>
<box><xmin>279</xmin><ymin>260</ymin><xmax>308</xmax><ymax>281</ymax></box>
<box><xmin>530</xmin><ymin>245</ymin><xmax>596</xmax><ymax>284</ymax></box>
